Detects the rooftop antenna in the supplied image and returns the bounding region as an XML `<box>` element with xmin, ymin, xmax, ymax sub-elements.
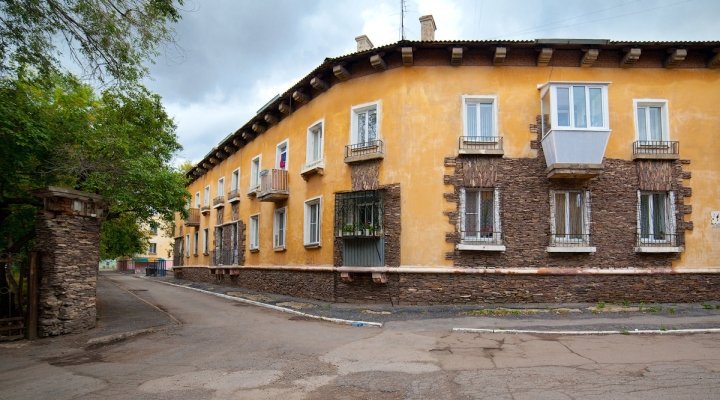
<box><xmin>400</xmin><ymin>0</ymin><xmax>407</xmax><ymax>40</ymax></box>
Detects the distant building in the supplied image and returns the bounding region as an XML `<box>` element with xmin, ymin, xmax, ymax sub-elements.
<box><xmin>173</xmin><ymin>16</ymin><xmax>720</xmax><ymax>304</ymax></box>
<box><xmin>118</xmin><ymin>217</ymin><xmax>174</xmax><ymax>273</ymax></box>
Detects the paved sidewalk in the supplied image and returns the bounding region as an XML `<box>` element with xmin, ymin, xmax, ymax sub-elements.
<box><xmin>149</xmin><ymin>272</ymin><xmax>720</xmax><ymax>333</ymax></box>
<box><xmin>90</xmin><ymin>272</ymin><xmax>179</xmax><ymax>344</ymax></box>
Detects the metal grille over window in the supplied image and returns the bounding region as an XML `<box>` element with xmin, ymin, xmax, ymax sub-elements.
<box><xmin>335</xmin><ymin>190</ymin><xmax>384</xmax><ymax>238</ymax></box>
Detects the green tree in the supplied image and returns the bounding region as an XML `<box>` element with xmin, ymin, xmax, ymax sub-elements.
<box><xmin>0</xmin><ymin>0</ymin><xmax>183</xmax><ymax>84</ymax></box>
<box><xmin>0</xmin><ymin>70</ymin><xmax>188</xmax><ymax>258</ymax></box>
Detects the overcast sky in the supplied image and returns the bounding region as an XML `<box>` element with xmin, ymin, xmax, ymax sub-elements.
<box><xmin>143</xmin><ymin>0</ymin><xmax>720</xmax><ymax>164</ymax></box>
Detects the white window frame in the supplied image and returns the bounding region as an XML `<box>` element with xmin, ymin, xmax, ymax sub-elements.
<box><xmin>217</xmin><ymin>177</ymin><xmax>224</xmax><ymax>197</ymax></box>
<box><xmin>249</xmin><ymin>214</ymin><xmax>260</xmax><ymax>251</ymax></box>
<box><xmin>275</xmin><ymin>139</ymin><xmax>289</xmax><ymax>170</ymax></box>
<box><xmin>194</xmin><ymin>192</ymin><xmax>200</xmax><ymax>208</ymax></box>
<box><xmin>184</xmin><ymin>234</ymin><xmax>190</xmax><ymax>257</ymax></box>
<box><xmin>305</xmin><ymin>119</ymin><xmax>324</xmax><ymax>168</ymax></box>
<box><xmin>230</xmin><ymin>168</ymin><xmax>240</xmax><ymax>192</ymax></box>
<box><xmin>543</xmin><ymin>83</ymin><xmax>609</xmax><ymax>132</ymax></box>
<box><xmin>193</xmin><ymin>231</ymin><xmax>198</xmax><ymax>255</ymax></box>
<box><xmin>633</xmin><ymin>99</ymin><xmax>670</xmax><ymax>142</ymax></box>
<box><xmin>273</xmin><ymin>207</ymin><xmax>287</xmax><ymax>250</ymax></box>
<box><xmin>350</xmin><ymin>100</ymin><xmax>381</xmax><ymax>146</ymax></box>
<box><xmin>202</xmin><ymin>228</ymin><xmax>209</xmax><ymax>254</ymax></box>
<box><xmin>149</xmin><ymin>242</ymin><xmax>157</xmax><ymax>255</ymax></box>
<box><xmin>462</xmin><ymin>95</ymin><xmax>498</xmax><ymax>140</ymax></box>
<box><xmin>304</xmin><ymin>196</ymin><xmax>322</xmax><ymax>247</ymax></box>
<box><xmin>203</xmin><ymin>186</ymin><xmax>210</xmax><ymax>207</ymax></box>
<box><xmin>548</xmin><ymin>190</ymin><xmax>593</xmax><ymax>251</ymax></box>
<box><xmin>249</xmin><ymin>155</ymin><xmax>261</xmax><ymax>192</ymax></box>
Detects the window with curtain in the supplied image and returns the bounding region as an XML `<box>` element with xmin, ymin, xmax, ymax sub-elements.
<box><xmin>305</xmin><ymin>198</ymin><xmax>321</xmax><ymax>246</ymax></box>
<box><xmin>249</xmin><ymin>215</ymin><xmax>259</xmax><ymax>250</ymax></box>
<box><xmin>462</xmin><ymin>189</ymin><xmax>498</xmax><ymax>241</ymax></box>
<box><xmin>639</xmin><ymin>192</ymin><xmax>671</xmax><ymax>242</ymax></box>
<box><xmin>352</xmin><ymin>104</ymin><xmax>378</xmax><ymax>145</ymax></box>
<box><xmin>273</xmin><ymin>208</ymin><xmax>286</xmax><ymax>249</ymax></box>
<box><xmin>553</xmin><ymin>191</ymin><xmax>587</xmax><ymax>242</ymax></box>
<box><xmin>636</xmin><ymin>102</ymin><xmax>666</xmax><ymax>141</ymax></box>
<box><xmin>307</xmin><ymin>122</ymin><xmax>323</xmax><ymax>165</ymax></box>
<box><xmin>464</xmin><ymin>98</ymin><xmax>495</xmax><ymax>139</ymax></box>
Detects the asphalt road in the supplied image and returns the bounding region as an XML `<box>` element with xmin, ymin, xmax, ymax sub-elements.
<box><xmin>1</xmin><ymin>274</ymin><xmax>719</xmax><ymax>399</ymax></box>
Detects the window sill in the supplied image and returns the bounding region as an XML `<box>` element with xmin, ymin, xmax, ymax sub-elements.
<box><xmin>304</xmin><ymin>243</ymin><xmax>321</xmax><ymax>249</ymax></box>
<box><xmin>202</xmin><ymin>252</ymin><xmax>209</xmax><ymax>256</ymax></box>
<box><xmin>456</xmin><ymin>243</ymin><xmax>506</xmax><ymax>252</ymax></box>
<box><xmin>249</xmin><ymin>248</ymin><xmax>259</xmax><ymax>253</ymax></box>
<box><xmin>300</xmin><ymin>162</ymin><xmax>325</xmax><ymax>180</ymax></box>
<box><xmin>273</xmin><ymin>247</ymin><xmax>286</xmax><ymax>252</ymax></box>
<box><xmin>635</xmin><ymin>246</ymin><xmax>683</xmax><ymax>253</ymax></box>
<box><xmin>546</xmin><ymin>246</ymin><xmax>596</xmax><ymax>253</ymax></box>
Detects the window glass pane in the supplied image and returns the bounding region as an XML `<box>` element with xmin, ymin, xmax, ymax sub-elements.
<box><xmin>589</xmin><ymin>88</ymin><xmax>603</xmax><ymax>127</ymax></box>
<box><xmin>568</xmin><ymin>192</ymin><xmax>584</xmax><ymax>238</ymax></box>
<box><xmin>640</xmin><ymin>194</ymin><xmax>650</xmax><ymax>238</ymax></box>
<box><xmin>554</xmin><ymin>192</ymin><xmax>566</xmax><ymax>235</ymax></box>
<box><xmin>367</xmin><ymin>108</ymin><xmax>377</xmax><ymax>141</ymax></box>
<box><xmin>572</xmin><ymin>86</ymin><xmax>587</xmax><ymax>128</ymax></box>
<box><xmin>479</xmin><ymin>103</ymin><xmax>493</xmax><ymax>137</ymax></box>
<box><xmin>637</xmin><ymin>107</ymin><xmax>647</xmax><ymax>140</ymax></box>
<box><xmin>466</xmin><ymin>103</ymin><xmax>477</xmax><ymax>137</ymax></box>
<box><xmin>357</xmin><ymin>112</ymin><xmax>366</xmax><ymax>143</ymax></box>
<box><xmin>652</xmin><ymin>193</ymin><xmax>666</xmax><ymax>238</ymax></box>
<box><xmin>649</xmin><ymin>107</ymin><xmax>663</xmax><ymax>140</ymax></box>
<box><xmin>465</xmin><ymin>191</ymin><xmax>478</xmax><ymax>236</ymax></box>
<box><xmin>556</xmin><ymin>87</ymin><xmax>570</xmax><ymax>126</ymax></box>
<box><xmin>479</xmin><ymin>190</ymin><xmax>494</xmax><ymax>237</ymax></box>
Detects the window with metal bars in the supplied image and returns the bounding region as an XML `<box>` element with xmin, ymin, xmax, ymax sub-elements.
<box><xmin>335</xmin><ymin>190</ymin><xmax>383</xmax><ymax>237</ymax></box>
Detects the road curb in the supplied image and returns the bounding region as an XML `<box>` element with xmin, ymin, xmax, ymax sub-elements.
<box><xmin>452</xmin><ymin>327</ymin><xmax>720</xmax><ymax>335</ymax></box>
<box><xmin>142</xmin><ymin>277</ymin><xmax>383</xmax><ymax>328</ymax></box>
<box><xmin>86</xmin><ymin>326</ymin><xmax>168</xmax><ymax>347</ymax></box>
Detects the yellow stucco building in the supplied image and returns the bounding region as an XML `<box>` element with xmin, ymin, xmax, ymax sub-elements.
<box><xmin>174</xmin><ymin>16</ymin><xmax>720</xmax><ymax>304</ymax></box>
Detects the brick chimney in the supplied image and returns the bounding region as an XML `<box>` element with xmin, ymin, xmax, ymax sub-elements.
<box><xmin>355</xmin><ymin>35</ymin><xmax>374</xmax><ymax>52</ymax></box>
<box><xmin>419</xmin><ymin>15</ymin><xmax>436</xmax><ymax>41</ymax></box>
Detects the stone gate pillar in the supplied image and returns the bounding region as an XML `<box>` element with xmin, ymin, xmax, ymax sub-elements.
<box><xmin>34</xmin><ymin>187</ymin><xmax>105</xmax><ymax>337</ymax></box>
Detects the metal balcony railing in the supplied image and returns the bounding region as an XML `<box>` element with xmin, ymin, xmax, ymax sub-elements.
<box><xmin>258</xmin><ymin>169</ymin><xmax>289</xmax><ymax>201</ymax></box>
<box><xmin>210</xmin><ymin>249</ymin><xmax>240</xmax><ymax>266</ymax></box>
<box><xmin>212</xmin><ymin>196</ymin><xmax>225</xmax><ymax>208</ymax></box>
<box><xmin>184</xmin><ymin>208</ymin><xmax>200</xmax><ymax>226</ymax></box>
<box><xmin>549</xmin><ymin>233</ymin><xmax>591</xmax><ymax>247</ymax></box>
<box><xmin>458</xmin><ymin>136</ymin><xmax>503</xmax><ymax>155</ymax></box>
<box><xmin>344</xmin><ymin>139</ymin><xmax>384</xmax><ymax>163</ymax></box>
<box><xmin>459</xmin><ymin>230</ymin><xmax>503</xmax><ymax>245</ymax></box>
<box><xmin>227</xmin><ymin>189</ymin><xmax>240</xmax><ymax>203</ymax></box>
<box><xmin>632</xmin><ymin>141</ymin><xmax>679</xmax><ymax>159</ymax></box>
<box><xmin>636</xmin><ymin>231</ymin><xmax>678</xmax><ymax>247</ymax></box>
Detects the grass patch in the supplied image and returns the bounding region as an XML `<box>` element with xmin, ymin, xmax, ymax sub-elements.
<box><xmin>463</xmin><ymin>308</ymin><xmax>541</xmax><ymax>317</ymax></box>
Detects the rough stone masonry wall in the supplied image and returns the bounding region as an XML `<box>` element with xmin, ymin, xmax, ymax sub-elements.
<box><xmin>442</xmin><ymin>117</ymin><xmax>692</xmax><ymax>270</ymax></box>
<box><xmin>36</xmin><ymin>211</ymin><xmax>101</xmax><ymax>337</ymax></box>
<box><xmin>397</xmin><ymin>273</ymin><xmax>720</xmax><ymax>304</ymax></box>
<box><xmin>176</xmin><ymin>266</ymin><xmax>334</xmax><ymax>301</ymax></box>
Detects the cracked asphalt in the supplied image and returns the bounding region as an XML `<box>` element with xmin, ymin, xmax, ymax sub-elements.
<box><xmin>1</xmin><ymin>272</ymin><xmax>719</xmax><ymax>399</ymax></box>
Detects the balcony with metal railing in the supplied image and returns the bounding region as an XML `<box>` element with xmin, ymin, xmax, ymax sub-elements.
<box><xmin>257</xmin><ymin>169</ymin><xmax>289</xmax><ymax>202</ymax></box>
<box><xmin>344</xmin><ymin>139</ymin><xmax>384</xmax><ymax>164</ymax></box>
<box><xmin>458</xmin><ymin>136</ymin><xmax>504</xmax><ymax>156</ymax></box>
<box><xmin>546</xmin><ymin>234</ymin><xmax>596</xmax><ymax>253</ymax></box>
<box><xmin>635</xmin><ymin>232</ymin><xmax>683</xmax><ymax>253</ymax></box>
<box><xmin>184</xmin><ymin>208</ymin><xmax>200</xmax><ymax>226</ymax></box>
<box><xmin>227</xmin><ymin>189</ymin><xmax>241</xmax><ymax>203</ymax></box>
<box><xmin>212</xmin><ymin>195</ymin><xmax>225</xmax><ymax>208</ymax></box>
<box><xmin>456</xmin><ymin>230</ymin><xmax>505</xmax><ymax>251</ymax></box>
<box><xmin>632</xmin><ymin>141</ymin><xmax>679</xmax><ymax>160</ymax></box>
